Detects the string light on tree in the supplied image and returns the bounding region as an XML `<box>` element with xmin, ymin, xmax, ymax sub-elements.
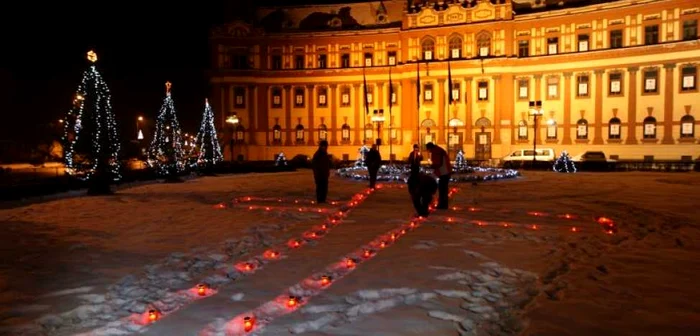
<box><xmin>454</xmin><ymin>149</ymin><xmax>468</xmax><ymax>172</ymax></box>
<box><xmin>275</xmin><ymin>152</ymin><xmax>288</xmax><ymax>166</ymax></box>
<box><xmin>147</xmin><ymin>81</ymin><xmax>184</xmax><ymax>178</ymax></box>
<box><xmin>553</xmin><ymin>150</ymin><xmax>577</xmax><ymax>173</ymax></box>
<box><xmin>192</xmin><ymin>98</ymin><xmax>223</xmax><ymax>171</ymax></box>
<box><xmin>62</xmin><ymin>50</ymin><xmax>121</xmax><ymax>194</ymax></box>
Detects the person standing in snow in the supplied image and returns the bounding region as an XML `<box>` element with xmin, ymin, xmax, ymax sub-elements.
<box><xmin>311</xmin><ymin>140</ymin><xmax>331</xmax><ymax>203</ymax></box>
<box><xmin>407</xmin><ymin>172</ymin><xmax>438</xmax><ymax>217</ymax></box>
<box><xmin>426</xmin><ymin>142</ymin><xmax>452</xmax><ymax>209</ymax></box>
<box><xmin>365</xmin><ymin>144</ymin><xmax>382</xmax><ymax>189</ymax></box>
<box><xmin>408</xmin><ymin>143</ymin><xmax>423</xmax><ymax>176</ymax></box>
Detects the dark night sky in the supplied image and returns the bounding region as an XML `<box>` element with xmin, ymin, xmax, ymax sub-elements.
<box><xmin>0</xmin><ymin>0</ymin><xmax>374</xmax><ymax>145</ymax></box>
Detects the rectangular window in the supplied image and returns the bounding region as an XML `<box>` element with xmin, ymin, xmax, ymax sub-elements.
<box><xmin>271</xmin><ymin>88</ymin><xmax>282</xmax><ymax>108</ymax></box>
<box><xmin>547</xmin><ymin>77</ymin><xmax>559</xmax><ymax>99</ymax></box>
<box><xmin>610</xmin><ymin>124</ymin><xmax>621</xmax><ymax>139</ymax></box>
<box><xmin>366</xmin><ymin>88</ymin><xmax>374</xmax><ymax>104</ymax></box>
<box><xmin>578</xmin><ymin>34</ymin><xmax>589</xmax><ymax>52</ymax></box>
<box><xmin>478</xmin><ymin>81</ymin><xmax>488</xmax><ymax>101</ymax></box>
<box><xmin>271</xmin><ymin>55</ymin><xmax>282</xmax><ymax>70</ymax></box>
<box><xmin>388</xmin><ymin>51</ymin><xmax>397</xmax><ymax>65</ymax></box>
<box><xmin>518</xmin><ymin>40</ymin><xmax>529</xmax><ymax>57</ymax></box>
<box><xmin>577</xmin><ymin>75</ymin><xmax>589</xmax><ymax>97</ymax></box>
<box><xmin>609</xmin><ymin>73</ymin><xmax>623</xmax><ymax>95</ymax></box>
<box><xmin>341</xmin><ymin>53</ymin><xmax>350</xmax><ymax>68</ymax></box>
<box><xmin>643</xmin><ymin>69</ymin><xmax>658</xmax><ymax>93</ymax></box>
<box><xmin>424</xmin><ymin>83</ymin><xmax>433</xmax><ymax>102</ymax></box>
<box><xmin>547</xmin><ymin>37</ymin><xmax>558</xmax><ymax>55</ymax></box>
<box><xmin>424</xmin><ymin>50</ymin><xmax>433</xmax><ymax>61</ymax></box>
<box><xmin>644</xmin><ymin>25</ymin><xmax>659</xmax><ymax>45</ymax></box>
<box><xmin>318</xmin><ymin>54</ymin><xmax>327</xmax><ymax>69</ymax></box>
<box><xmin>234</xmin><ymin>87</ymin><xmax>245</xmax><ymax>108</ymax></box>
<box><xmin>340</xmin><ymin>87</ymin><xmax>351</xmax><ymax>107</ymax></box>
<box><xmin>364</xmin><ymin>53</ymin><xmax>373</xmax><ymax>67</ymax></box>
<box><xmin>610</xmin><ymin>30</ymin><xmax>623</xmax><ymax>49</ymax></box>
<box><xmin>230</xmin><ymin>54</ymin><xmax>248</xmax><ymax>69</ymax></box>
<box><xmin>518</xmin><ymin>80</ymin><xmax>528</xmax><ymax>99</ymax></box>
<box><xmin>682</xmin><ymin>66</ymin><xmax>697</xmax><ymax>91</ymax></box>
<box><xmin>294</xmin><ymin>55</ymin><xmax>305</xmax><ymax>70</ymax></box>
<box><xmin>479</xmin><ymin>46</ymin><xmax>489</xmax><ymax>57</ymax></box>
<box><xmin>318</xmin><ymin>87</ymin><xmax>328</xmax><ymax>107</ymax></box>
<box><xmin>451</xmin><ymin>47</ymin><xmax>461</xmax><ymax>59</ymax></box>
<box><xmin>683</xmin><ymin>20</ymin><xmax>698</xmax><ymax>41</ymax></box>
<box><xmin>294</xmin><ymin>88</ymin><xmax>305</xmax><ymax>107</ymax></box>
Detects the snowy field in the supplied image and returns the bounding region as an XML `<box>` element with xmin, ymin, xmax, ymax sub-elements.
<box><xmin>0</xmin><ymin>170</ymin><xmax>699</xmax><ymax>336</ymax></box>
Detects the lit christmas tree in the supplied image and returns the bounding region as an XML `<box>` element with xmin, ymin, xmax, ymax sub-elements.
<box><xmin>147</xmin><ymin>82</ymin><xmax>184</xmax><ymax>179</ymax></box>
<box><xmin>355</xmin><ymin>145</ymin><xmax>370</xmax><ymax>167</ymax></box>
<box><xmin>193</xmin><ymin>98</ymin><xmax>223</xmax><ymax>171</ymax></box>
<box><xmin>62</xmin><ymin>50</ymin><xmax>121</xmax><ymax>195</ymax></box>
<box><xmin>454</xmin><ymin>149</ymin><xmax>468</xmax><ymax>172</ymax></box>
<box><xmin>276</xmin><ymin>152</ymin><xmax>288</xmax><ymax>166</ymax></box>
<box><xmin>553</xmin><ymin>150</ymin><xmax>577</xmax><ymax>173</ymax></box>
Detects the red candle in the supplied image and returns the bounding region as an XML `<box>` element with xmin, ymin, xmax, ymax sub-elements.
<box><xmin>380</xmin><ymin>241</ymin><xmax>386</xmax><ymax>248</ymax></box>
<box><xmin>243</xmin><ymin>316</ymin><xmax>254</xmax><ymax>332</ymax></box>
<box><xmin>244</xmin><ymin>263</ymin><xmax>254</xmax><ymax>271</ymax></box>
<box><xmin>363</xmin><ymin>250</ymin><xmax>371</xmax><ymax>258</ymax></box>
<box><xmin>197</xmin><ymin>284</ymin><xmax>206</xmax><ymax>296</ymax></box>
<box><xmin>320</xmin><ymin>275</ymin><xmax>331</xmax><ymax>286</ymax></box>
<box><xmin>287</xmin><ymin>296</ymin><xmax>298</xmax><ymax>307</ymax></box>
<box><xmin>346</xmin><ymin>259</ymin><xmax>355</xmax><ymax>268</ymax></box>
<box><xmin>148</xmin><ymin>309</ymin><xmax>159</xmax><ymax>322</ymax></box>
<box><xmin>571</xmin><ymin>227</ymin><xmax>578</xmax><ymax>232</ymax></box>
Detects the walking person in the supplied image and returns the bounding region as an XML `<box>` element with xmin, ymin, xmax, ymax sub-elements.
<box><xmin>408</xmin><ymin>144</ymin><xmax>423</xmax><ymax>176</ymax></box>
<box><xmin>312</xmin><ymin>140</ymin><xmax>331</xmax><ymax>203</ymax></box>
<box><xmin>366</xmin><ymin>144</ymin><xmax>382</xmax><ymax>189</ymax></box>
<box><xmin>425</xmin><ymin>142</ymin><xmax>452</xmax><ymax>209</ymax></box>
<box><xmin>407</xmin><ymin>172</ymin><xmax>438</xmax><ymax>217</ymax></box>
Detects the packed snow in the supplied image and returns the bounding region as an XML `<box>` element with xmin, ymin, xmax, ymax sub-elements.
<box><xmin>1</xmin><ymin>170</ymin><xmax>699</xmax><ymax>335</ymax></box>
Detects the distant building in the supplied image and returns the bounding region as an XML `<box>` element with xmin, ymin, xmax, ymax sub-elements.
<box><xmin>209</xmin><ymin>0</ymin><xmax>700</xmax><ymax>162</ymax></box>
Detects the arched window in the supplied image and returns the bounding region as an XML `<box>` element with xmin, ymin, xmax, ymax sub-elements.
<box><xmin>364</xmin><ymin>123</ymin><xmax>374</xmax><ymax>142</ymax></box>
<box><xmin>421</xmin><ymin>37</ymin><xmax>435</xmax><ymax>61</ymax></box>
<box><xmin>341</xmin><ymin>124</ymin><xmax>351</xmax><ymax>142</ymax></box>
<box><xmin>546</xmin><ymin>120</ymin><xmax>557</xmax><ymax>140</ymax></box>
<box><xmin>576</xmin><ymin>119</ymin><xmax>588</xmax><ymax>140</ymax></box>
<box><xmin>295</xmin><ymin>124</ymin><xmax>305</xmax><ymax>143</ymax></box>
<box><xmin>318</xmin><ymin>124</ymin><xmax>328</xmax><ymax>141</ymax></box>
<box><xmin>608</xmin><ymin>117</ymin><xmax>621</xmax><ymax>139</ymax></box>
<box><xmin>680</xmin><ymin>115</ymin><xmax>695</xmax><ymax>138</ymax></box>
<box><xmin>448</xmin><ymin>35</ymin><xmax>463</xmax><ymax>59</ymax></box>
<box><xmin>643</xmin><ymin>116</ymin><xmax>656</xmax><ymax>139</ymax></box>
<box><xmin>272</xmin><ymin>124</ymin><xmax>282</xmax><ymax>143</ymax></box>
<box><xmin>518</xmin><ymin>120</ymin><xmax>528</xmax><ymax>140</ymax></box>
<box><xmin>476</xmin><ymin>31</ymin><xmax>491</xmax><ymax>57</ymax></box>
<box><xmin>235</xmin><ymin>125</ymin><xmax>245</xmax><ymax>143</ymax></box>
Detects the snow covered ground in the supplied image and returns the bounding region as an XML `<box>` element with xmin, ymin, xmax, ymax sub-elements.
<box><xmin>1</xmin><ymin>170</ymin><xmax>699</xmax><ymax>336</ymax></box>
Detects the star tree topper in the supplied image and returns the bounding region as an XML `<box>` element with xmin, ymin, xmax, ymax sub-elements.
<box><xmin>87</xmin><ymin>50</ymin><xmax>98</xmax><ymax>63</ymax></box>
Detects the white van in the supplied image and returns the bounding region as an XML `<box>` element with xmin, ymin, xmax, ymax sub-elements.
<box><xmin>502</xmin><ymin>148</ymin><xmax>556</xmax><ymax>168</ymax></box>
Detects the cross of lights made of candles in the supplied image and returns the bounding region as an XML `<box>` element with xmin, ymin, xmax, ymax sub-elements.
<box><xmin>228</xmin><ymin>189</ymin><xmax>457</xmax><ymax>334</ymax></box>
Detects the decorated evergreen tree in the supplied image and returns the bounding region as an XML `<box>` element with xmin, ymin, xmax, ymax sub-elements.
<box><xmin>148</xmin><ymin>82</ymin><xmax>184</xmax><ymax>180</ymax></box>
<box><xmin>275</xmin><ymin>152</ymin><xmax>288</xmax><ymax>166</ymax></box>
<box><xmin>193</xmin><ymin>98</ymin><xmax>223</xmax><ymax>173</ymax></box>
<box><xmin>355</xmin><ymin>145</ymin><xmax>370</xmax><ymax>167</ymax></box>
<box><xmin>454</xmin><ymin>149</ymin><xmax>468</xmax><ymax>172</ymax></box>
<box><xmin>553</xmin><ymin>150</ymin><xmax>577</xmax><ymax>173</ymax></box>
<box><xmin>62</xmin><ymin>50</ymin><xmax>121</xmax><ymax>195</ymax></box>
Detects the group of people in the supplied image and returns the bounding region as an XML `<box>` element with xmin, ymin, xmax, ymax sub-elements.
<box><xmin>311</xmin><ymin>140</ymin><xmax>452</xmax><ymax>217</ymax></box>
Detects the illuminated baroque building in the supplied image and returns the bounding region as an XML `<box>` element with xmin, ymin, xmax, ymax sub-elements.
<box><xmin>209</xmin><ymin>0</ymin><xmax>700</xmax><ymax>162</ymax></box>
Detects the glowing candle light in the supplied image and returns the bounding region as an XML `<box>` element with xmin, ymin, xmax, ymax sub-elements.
<box><xmin>321</xmin><ymin>224</ymin><xmax>328</xmax><ymax>230</ymax></box>
<box><xmin>410</xmin><ymin>222</ymin><xmax>416</xmax><ymax>228</ymax></box>
<box><xmin>320</xmin><ymin>275</ymin><xmax>331</xmax><ymax>286</ymax></box>
<box><xmin>502</xmin><ymin>223</ymin><xmax>510</xmax><ymax>228</ymax></box>
<box><xmin>468</xmin><ymin>207</ymin><xmax>478</xmax><ymax>212</ymax></box>
<box><xmin>596</xmin><ymin>216</ymin><xmax>614</xmax><ymax>225</ymax></box>
<box><xmin>292</xmin><ymin>240</ymin><xmax>301</xmax><ymax>248</ymax></box>
<box><xmin>310</xmin><ymin>201</ymin><xmax>316</xmax><ymax>204</ymax></box>
<box><xmin>265</xmin><ymin>207</ymin><xmax>271</xmax><ymax>211</ymax></box>
<box><xmin>390</xmin><ymin>233</ymin><xmax>397</xmax><ymax>240</ymax></box>
<box><xmin>451</xmin><ymin>206</ymin><xmax>459</xmax><ymax>211</ymax></box>
<box><xmin>571</xmin><ymin>227</ymin><xmax>578</xmax><ymax>232</ymax></box>
<box><xmin>346</xmin><ymin>258</ymin><xmax>355</xmax><ymax>268</ymax></box>
<box><xmin>363</xmin><ymin>249</ymin><xmax>372</xmax><ymax>258</ymax></box>
<box><xmin>148</xmin><ymin>309</ymin><xmax>159</xmax><ymax>322</ymax></box>
<box><xmin>245</xmin><ymin>197</ymin><xmax>251</xmax><ymax>201</ymax></box>
<box><xmin>248</xmin><ymin>206</ymin><xmax>254</xmax><ymax>210</ymax></box>
<box><xmin>243</xmin><ymin>316</ymin><xmax>254</xmax><ymax>332</ymax></box>
<box><xmin>298</xmin><ymin>208</ymin><xmax>303</xmax><ymax>212</ymax></box>
<box><xmin>531</xmin><ymin>225</ymin><xmax>538</xmax><ymax>230</ymax></box>
<box><xmin>287</xmin><ymin>296</ymin><xmax>298</xmax><ymax>307</ymax></box>
<box><xmin>244</xmin><ymin>263</ymin><xmax>254</xmax><ymax>271</ymax></box>
<box><xmin>380</xmin><ymin>241</ymin><xmax>387</xmax><ymax>248</ymax></box>
<box><xmin>400</xmin><ymin>229</ymin><xmax>407</xmax><ymax>235</ymax></box>
<box><xmin>295</xmin><ymin>200</ymin><xmax>299</xmax><ymax>203</ymax></box>
<box><xmin>446</xmin><ymin>217</ymin><xmax>454</xmax><ymax>223</ymax></box>
<box><xmin>197</xmin><ymin>284</ymin><xmax>206</xmax><ymax>296</ymax></box>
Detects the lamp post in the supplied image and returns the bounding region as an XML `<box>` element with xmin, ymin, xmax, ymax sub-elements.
<box><xmin>371</xmin><ymin>109</ymin><xmax>385</xmax><ymax>153</ymax></box>
<box><xmin>136</xmin><ymin>116</ymin><xmax>144</xmax><ymax>140</ymax></box>
<box><xmin>528</xmin><ymin>100</ymin><xmax>543</xmax><ymax>168</ymax></box>
<box><xmin>226</xmin><ymin>114</ymin><xmax>239</xmax><ymax>162</ymax></box>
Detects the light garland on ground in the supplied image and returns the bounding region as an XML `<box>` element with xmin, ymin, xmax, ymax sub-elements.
<box><xmin>192</xmin><ymin>98</ymin><xmax>223</xmax><ymax>167</ymax></box>
<box><xmin>336</xmin><ymin>164</ymin><xmax>520</xmax><ymax>182</ymax></box>
<box><xmin>147</xmin><ymin>82</ymin><xmax>184</xmax><ymax>176</ymax></box>
<box><xmin>62</xmin><ymin>50</ymin><xmax>121</xmax><ymax>181</ymax></box>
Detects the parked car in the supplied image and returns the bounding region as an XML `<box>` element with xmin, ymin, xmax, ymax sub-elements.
<box><xmin>502</xmin><ymin>148</ymin><xmax>556</xmax><ymax>169</ymax></box>
<box><xmin>570</xmin><ymin>151</ymin><xmax>616</xmax><ymax>171</ymax></box>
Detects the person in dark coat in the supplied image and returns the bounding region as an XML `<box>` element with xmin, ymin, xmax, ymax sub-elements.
<box><xmin>407</xmin><ymin>172</ymin><xmax>438</xmax><ymax>217</ymax></box>
<box><xmin>426</xmin><ymin>142</ymin><xmax>452</xmax><ymax>209</ymax></box>
<box><xmin>407</xmin><ymin>144</ymin><xmax>423</xmax><ymax>175</ymax></box>
<box><xmin>365</xmin><ymin>144</ymin><xmax>382</xmax><ymax>188</ymax></box>
<box><xmin>311</xmin><ymin>140</ymin><xmax>331</xmax><ymax>203</ymax></box>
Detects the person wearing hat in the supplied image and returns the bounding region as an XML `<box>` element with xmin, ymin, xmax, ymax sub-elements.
<box><xmin>311</xmin><ymin>140</ymin><xmax>331</xmax><ymax>203</ymax></box>
<box><xmin>425</xmin><ymin>142</ymin><xmax>452</xmax><ymax>209</ymax></box>
<box><xmin>407</xmin><ymin>144</ymin><xmax>423</xmax><ymax>176</ymax></box>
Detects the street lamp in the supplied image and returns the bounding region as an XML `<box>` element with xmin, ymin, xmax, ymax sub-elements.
<box><xmin>226</xmin><ymin>114</ymin><xmax>239</xmax><ymax>162</ymax></box>
<box><xmin>528</xmin><ymin>100</ymin><xmax>543</xmax><ymax>167</ymax></box>
<box><xmin>136</xmin><ymin>116</ymin><xmax>144</xmax><ymax>140</ymax></box>
<box><xmin>371</xmin><ymin>109</ymin><xmax>385</xmax><ymax>152</ymax></box>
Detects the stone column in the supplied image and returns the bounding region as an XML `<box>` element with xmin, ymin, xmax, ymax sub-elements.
<box><xmin>464</xmin><ymin>77</ymin><xmax>473</xmax><ymax>144</ymax></box>
<box><xmin>284</xmin><ymin>85</ymin><xmax>293</xmax><ymax>146</ymax></box>
<box><xmin>492</xmin><ymin>75</ymin><xmax>502</xmax><ymax>144</ymax></box>
<box><xmin>626</xmin><ymin>67</ymin><xmax>639</xmax><ymax>144</ymax></box>
<box><xmin>662</xmin><ymin>63</ymin><xmax>676</xmax><ymax>144</ymax></box>
<box><xmin>410</xmin><ymin>79</ymin><xmax>419</xmax><ymax>143</ymax></box>
<box><xmin>307</xmin><ymin>84</ymin><xmax>316</xmax><ymax>146</ymax></box>
<box><xmin>257</xmin><ymin>84</ymin><xmax>270</xmax><ymax>146</ymax></box>
<box><xmin>330</xmin><ymin>84</ymin><xmax>338</xmax><ymax>145</ymax></box>
<box><xmin>247</xmin><ymin>85</ymin><xmax>257</xmax><ymax>145</ymax></box>
<box><xmin>533</xmin><ymin>74</ymin><xmax>543</xmax><ymax>145</ymax></box>
<box><xmin>353</xmin><ymin>83</ymin><xmax>362</xmax><ymax>145</ymax></box>
<box><xmin>437</xmin><ymin>78</ymin><xmax>446</xmax><ymax>144</ymax></box>
<box><xmin>593</xmin><ymin>69</ymin><xmax>605</xmax><ymax>145</ymax></box>
<box><xmin>562</xmin><ymin>72</ymin><xmax>573</xmax><ymax>145</ymax></box>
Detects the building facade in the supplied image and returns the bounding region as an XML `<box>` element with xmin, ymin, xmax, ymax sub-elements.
<box><xmin>209</xmin><ymin>0</ymin><xmax>700</xmax><ymax>162</ymax></box>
